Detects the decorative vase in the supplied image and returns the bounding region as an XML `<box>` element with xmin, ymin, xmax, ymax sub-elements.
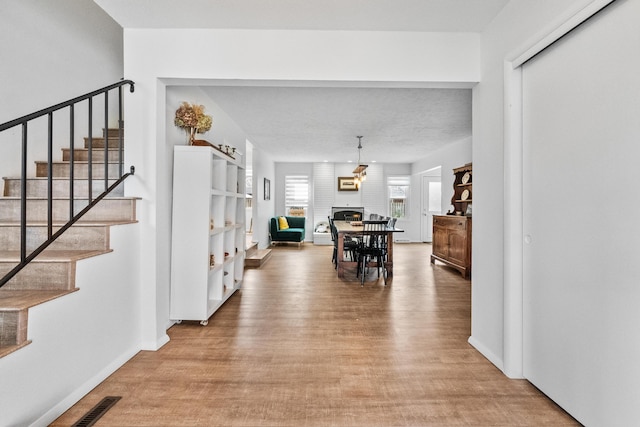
<box><xmin>189</xmin><ymin>127</ymin><xmax>197</xmax><ymax>145</ymax></box>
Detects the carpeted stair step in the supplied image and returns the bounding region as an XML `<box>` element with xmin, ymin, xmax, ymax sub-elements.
<box><xmin>0</xmin><ymin>250</ymin><xmax>109</xmax><ymax>356</ymax></box>
<box><xmin>0</xmin><ymin>222</ymin><xmax>113</xmax><ymax>252</ymax></box>
<box><xmin>0</xmin><ymin>126</ymin><xmax>132</xmax><ymax>359</ymax></box>
<box><xmin>83</xmin><ymin>136</ymin><xmax>124</xmax><ymax>149</ymax></box>
<box><xmin>103</xmin><ymin>127</ymin><xmax>123</xmax><ymax>138</ymax></box>
<box><xmin>62</xmin><ymin>147</ymin><xmax>123</xmax><ymax>162</ymax></box>
<box><xmin>2</xmin><ymin>177</ymin><xmax>123</xmax><ymax>198</ymax></box>
<box><xmin>35</xmin><ymin>161</ymin><xmax>121</xmax><ymax>179</ymax></box>
<box><xmin>0</xmin><ymin>197</ymin><xmax>138</xmax><ymax>222</ymax></box>
<box><xmin>0</xmin><ymin>249</ymin><xmax>110</xmax><ymax>291</ymax></box>
<box><xmin>0</xmin><ymin>288</ymin><xmax>79</xmax><ymax>357</ymax></box>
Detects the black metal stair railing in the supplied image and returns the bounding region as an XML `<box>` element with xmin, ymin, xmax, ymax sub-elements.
<box><xmin>0</xmin><ymin>79</ymin><xmax>135</xmax><ymax>288</ymax></box>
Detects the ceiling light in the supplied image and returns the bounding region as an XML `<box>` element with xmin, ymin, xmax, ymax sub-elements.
<box><xmin>353</xmin><ymin>136</ymin><xmax>368</xmax><ymax>186</ymax></box>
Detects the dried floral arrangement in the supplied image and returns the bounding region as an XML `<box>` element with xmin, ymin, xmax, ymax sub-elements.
<box><xmin>174</xmin><ymin>102</ymin><xmax>212</xmax><ymax>135</ymax></box>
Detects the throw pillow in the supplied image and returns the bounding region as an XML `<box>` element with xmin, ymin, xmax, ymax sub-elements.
<box><xmin>278</xmin><ymin>216</ymin><xmax>289</xmax><ymax>230</ymax></box>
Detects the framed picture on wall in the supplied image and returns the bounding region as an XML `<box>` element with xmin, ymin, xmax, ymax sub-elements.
<box><xmin>264</xmin><ymin>178</ymin><xmax>271</xmax><ymax>200</ymax></box>
<box><xmin>338</xmin><ymin>176</ymin><xmax>358</xmax><ymax>191</ymax></box>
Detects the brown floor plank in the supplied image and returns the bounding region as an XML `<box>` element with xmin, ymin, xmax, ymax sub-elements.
<box><xmin>52</xmin><ymin>243</ymin><xmax>579</xmax><ymax>426</ymax></box>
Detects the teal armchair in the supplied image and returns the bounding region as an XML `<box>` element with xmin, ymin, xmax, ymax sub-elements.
<box><xmin>269</xmin><ymin>216</ymin><xmax>306</xmax><ymax>246</ymax></box>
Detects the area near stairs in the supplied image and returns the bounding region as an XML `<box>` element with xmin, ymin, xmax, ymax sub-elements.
<box><xmin>0</xmin><ymin>128</ymin><xmax>138</xmax><ymax>358</ymax></box>
<box><xmin>244</xmin><ymin>239</ymin><xmax>271</xmax><ymax>268</ymax></box>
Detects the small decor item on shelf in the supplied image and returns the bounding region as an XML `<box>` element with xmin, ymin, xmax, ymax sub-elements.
<box><xmin>174</xmin><ymin>102</ymin><xmax>212</xmax><ymax>145</ymax></box>
<box><xmin>209</xmin><ymin>254</ymin><xmax>215</xmax><ymax>267</ymax></box>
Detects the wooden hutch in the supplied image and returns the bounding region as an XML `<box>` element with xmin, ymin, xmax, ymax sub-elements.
<box><xmin>431</xmin><ymin>163</ymin><xmax>472</xmax><ymax>279</ymax></box>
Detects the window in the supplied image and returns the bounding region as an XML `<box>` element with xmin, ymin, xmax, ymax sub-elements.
<box><xmin>428</xmin><ymin>181</ymin><xmax>441</xmax><ymax>213</ymax></box>
<box><xmin>285</xmin><ymin>175</ymin><xmax>309</xmax><ymax>217</ymax></box>
<box><xmin>388</xmin><ymin>176</ymin><xmax>410</xmax><ymax>218</ymax></box>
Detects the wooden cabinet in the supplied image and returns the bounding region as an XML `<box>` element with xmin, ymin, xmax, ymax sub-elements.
<box><xmin>431</xmin><ymin>215</ymin><xmax>471</xmax><ymax>278</ymax></box>
<box><xmin>432</xmin><ymin>163</ymin><xmax>472</xmax><ymax>279</ymax></box>
<box><xmin>170</xmin><ymin>145</ymin><xmax>245</xmax><ymax>325</ymax></box>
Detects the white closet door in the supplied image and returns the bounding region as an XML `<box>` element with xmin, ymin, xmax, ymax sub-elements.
<box><xmin>522</xmin><ymin>1</ymin><xmax>640</xmax><ymax>425</ymax></box>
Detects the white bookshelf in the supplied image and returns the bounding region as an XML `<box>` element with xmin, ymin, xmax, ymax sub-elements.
<box><xmin>170</xmin><ymin>145</ymin><xmax>245</xmax><ymax>325</ymax></box>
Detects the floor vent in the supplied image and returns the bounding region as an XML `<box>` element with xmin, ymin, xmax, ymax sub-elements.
<box><xmin>71</xmin><ymin>396</ymin><xmax>121</xmax><ymax>427</ymax></box>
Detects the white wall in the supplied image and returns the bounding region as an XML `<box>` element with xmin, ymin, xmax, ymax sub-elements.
<box><xmin>0</xmin><ymin>0</ymin><xmax>124</xmax><ymax>178</ymax></box>
<box><xmin>410</xmin><ymin>137</ymin><xmax>472</xmax><ymax>241</ymax></box>
<box><xmin>0</xmin><ymin>224</ymin><xmax>141</xmax><ymax>427</ymax></box>
<box><xmin>521</xmin><ymin>1</ymin><xmax>640</xmax><ymax>425</ymax></box>
<box><xmin>253</xmin><ymin>149</ymin><xmax>276</xmax><ymax>249</ymax></box>
<box><xmin>0</xmin><ymin>3</ymin><xmax>140</xmax><ymax>425</ymax></box>
<box><xmin>122</xmin><ymin>28</ymin><xmax>480</xmax><ymax>349</ymax></box>
<box><xmin>470</xmin><ymin>0</ymin><xmax>584</xmax><ymax>371</ymax></box>
<box><xmin>275</xmin><ymin>162</ymin><xmax>314</xmax><ymax>239</ymax></box>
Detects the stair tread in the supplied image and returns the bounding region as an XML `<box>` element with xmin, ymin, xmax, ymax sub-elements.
<box><xmin>0</xmin><ymin>196</ymin><xmax>139</xmax><ymax>200</ymax></box>
<box><xmin>0</xmin><ymin>220</ymin><xmax>136</xmax><ymax>226</ymax></box>
<box><xmin>0</xmin><ymin>249</ymin><xmax>112</xmax><ymax>262</ymax></box>
<box><xmin>0</xmin><ymin>124</ymin><xmax>133</xmax><ymax>358</ymax></box>
<box><xmin>0</xmin><ymin>341</ymin><xmax>32</xmax><ymax>358</ymax></box>
<box><xmin>246</xmin><ymin>249</ymin><xmax>272</xmax><ymax>259</ymax></box>
<box><xmin>34</xmin><ymin>160</ymin><xmax>121</xmax><ymax>164</ymax></box>
<box><xmin>63</xmin><ymin>147</ymin><xmax>122</xmax><ymax>150</ymax></box>
<box><xmin>0</xmin><ymin>289</ymin><xmax>78</xmax><ymax>310</ymax></box>
<box><xmin>2</xmin><ymin>176</ymin><xmax>121</xmax><ymax>180</ymax></box>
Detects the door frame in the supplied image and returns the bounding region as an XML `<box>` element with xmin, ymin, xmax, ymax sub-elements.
<box><xmin>420</xmin><ymin>167</ymin><xmax>442</xmax><ymax>243</ymax></box>
<box><xmin>420</xmin><ymin>173</ymin><xmax>442</xmax><ymax>243</ymax></box>
<box><xmin>501</xmin><ymin>0</ymin><xmax>616</xmax><ymax>379</ymax></box>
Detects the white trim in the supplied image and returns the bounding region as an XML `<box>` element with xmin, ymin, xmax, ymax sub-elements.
<box><xmin>501</xmin><ymin>0</ymin><xmax>616</xmax><ymax>379</ymax></box>
<box><xmin>509</xmin><ymin>0</ymin><xmax>617</xmax><ymax>67</ymax></box>
<box><xmin>503</xmin><ymin>64</ymin><xmax>524</xmax><ymax>379</ymax></box>
<box><xmin>142</xmin><ymin>333</ymin><xmax>170</xmax><ymax>351</ymax></box>
<box><xmin>468</xmin><ymin>336</ymin><xmax>503</xmax><ymax>372</ymax></box>
<box><xmin>31</xmin><ymin>345</ymin><xmax>141</xmax><ymax>427</ymax></box>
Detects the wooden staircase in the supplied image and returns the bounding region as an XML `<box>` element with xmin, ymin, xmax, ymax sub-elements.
<box><xmin>0</xmin><ymin>129</ymin><xmax>137</xmax><ymax>358</ymax></box>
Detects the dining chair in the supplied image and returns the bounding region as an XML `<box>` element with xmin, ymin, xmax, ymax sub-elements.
<box><xmin>329</xmin><ymin>217</ymin><xmax>358</xmax><ymax>269</ymax></box>
<box><xmin>387</xmin><ymin>217</ymin><xmax>397</xmax><ymax>228</ymax></box>
<box><xmin>355</xmin><ymin>220</ymin><xmax>389</xmax><ymax>286</ymax></box>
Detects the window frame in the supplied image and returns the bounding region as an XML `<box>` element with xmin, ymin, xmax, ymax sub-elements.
<box><xmin>284</xmin><ymin>175</ymin><xmax>310</xmax><ymax>217</ymax></box>
<box><xmin>387</xmin><ymin>175</ymin><xmax>410</xmax><ymax>219</ymax></box>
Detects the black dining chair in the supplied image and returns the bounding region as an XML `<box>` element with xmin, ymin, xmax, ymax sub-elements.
<box><xmin>329</xmin><ymin>217</ymin><xmax>358</xmax><ymax>269</ymax></box>
<box><xmin>355</xmin><ymin>220</ymin><xmax>389</xmax><ymax>286</ymax></box>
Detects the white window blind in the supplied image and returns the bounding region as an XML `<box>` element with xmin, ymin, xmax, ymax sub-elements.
<box><xmin>388</xmin><ymin>176</ymin><xmax>410</xmax><ymax>218</ymax></box>
<box><xmin>285</xmin><ymin>175</ymin><xmax>309</xmax><ymax>217</ymax></box>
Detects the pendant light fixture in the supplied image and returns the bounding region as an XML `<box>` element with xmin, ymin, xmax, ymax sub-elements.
<box><xmin>353</xmin><ymin>136</ymin><xmax>368</xmax><ymax>186</ymax></box>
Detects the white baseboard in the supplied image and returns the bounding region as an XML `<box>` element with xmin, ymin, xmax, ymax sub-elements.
<box><xmin>141</xmin><ymin>333</ymin><xmax>170</xmax><ymax>351</ymax></box>
<box><xmin>31</xmin><ymin>345</ymin><xmax>140</xmax><ymax>427</ymax></box>
<box><xmin>468</xmin><ymin>335</ymin><xmax>505</xmax><ymax>373</ymax></box>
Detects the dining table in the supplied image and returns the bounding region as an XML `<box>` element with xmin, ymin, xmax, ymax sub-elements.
<box><xmin>333</xmin><ymin>220</ymin><xmax>404</xmax><ymax>279</ymax></box>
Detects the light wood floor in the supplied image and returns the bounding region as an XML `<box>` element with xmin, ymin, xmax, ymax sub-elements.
<box><xmin>53</xmin><ymin>243</ymin><xmax>579</xmax><ymax>426</ymax></box>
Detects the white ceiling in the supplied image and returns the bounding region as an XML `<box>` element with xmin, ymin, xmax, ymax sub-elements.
<box><xmin>204</xmin><ymin>86</ymin><xmax>472</xmax><ymax>163</ymax></box>
<box><xmin>96</xmin><ymin>0</ymin><xmax>509</xmax><ymax>163</ymax></box>
<box><xmin>95</xmin><ymin>0</ymin><xmax>508</xmax><ymax>32</ymax></box>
